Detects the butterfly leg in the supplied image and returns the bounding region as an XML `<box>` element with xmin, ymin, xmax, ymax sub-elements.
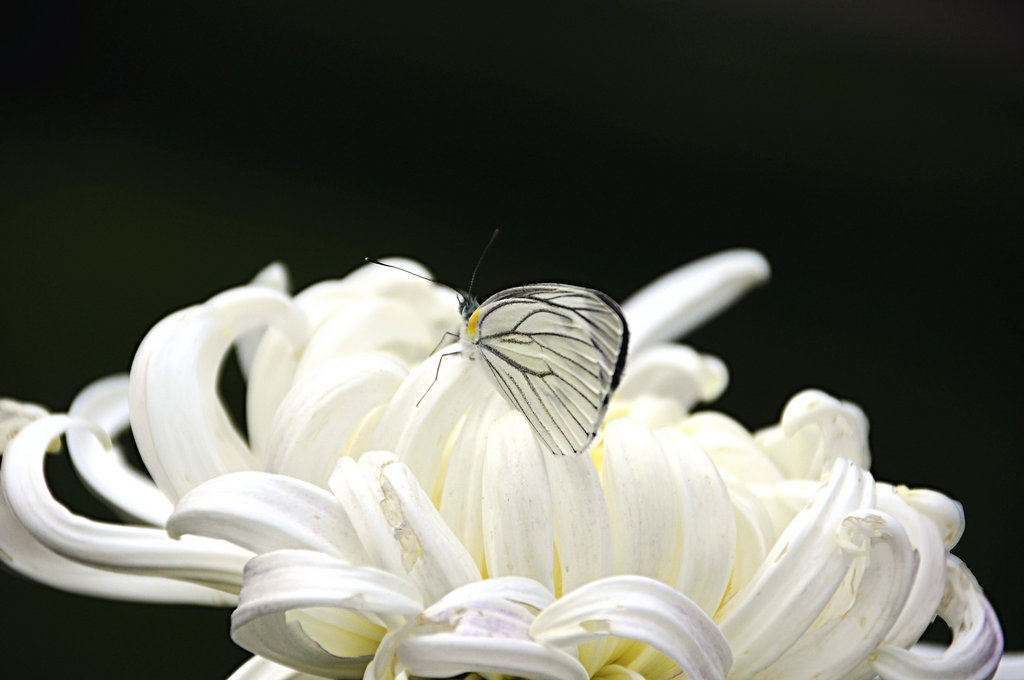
<box><xmin>426</xmin><ymin>330</ymin><xmax>461</xmax><ymax>357</ymax></box>
<box><xmin>416</xmin><ymin>349</ymin><xmax>463</xmax><ymax>407</ymax></box>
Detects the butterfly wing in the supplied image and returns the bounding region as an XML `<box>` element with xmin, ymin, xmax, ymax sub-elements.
<box><xmin>472</xmin><ymin>284</ymin><xmax>629</xmax><ymax>455</ymax></box>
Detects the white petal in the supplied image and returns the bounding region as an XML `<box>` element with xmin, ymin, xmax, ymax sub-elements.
<box><xmin>683</xmin><ymin>412</ymin><xmax>786</xmax><ymax>486</ymax></box>
<box><xmin>653</xmin><ymin>427</ymin><xmax>736</xmax><ymax>615</ymax></box>
<box><xmin>429</xmin><ymin>575</ymin><xmax>556</xmax><ymax>612</ymax></box>
<box><xmin>232</xmin><ymin>550</ymin><xmax>420</xmax><ymax>678</ymax></box>
<box><xmin>129</xmin><ymin>286</ymin><xmax>309</xmax><ymax>501</ymax></box>
<box><xmin>374</xmin><ymin>453</ymin><xmax>481</xmax><ymax>602</ymax></box>
<box><xmin>750</xmin><ymin>479</ymin><xmax>819</xmax><ymax>540</ymax></box>
<box><xmin>397</xmin><ymin>634</ymin><xmax>587</xmax><ymax>680</ymax></box>
<box><xmin>900</xmin><ymin>486</ymin><xmax>966</xmax><ymax>550</ymax></box>
<box><xmin>875</xmin><ymin>483</ymin><xmax>948</xmax><ymax>649</ymax></box>
<box><xmin>67</xmin><ymin>374</ymin><xmax>172</xmax><ymax>526</ymax></box>
<box><xmin>601</xmin><ymin>419</ymin><xmax>678</xmax><ymax>582</ymax></box>
<box><xmin>233</xmin><ymin>549</ymin><xmax>423</xmax><ymax>618</ymax></box>
<box><xmin>227</xmin><ymin>655</ymin><xmax>323</xmax><ymax>680</ymax></box>
<box><xmin>264</xmin><ymin>355</ymin><xmax>406</xmax><ymax>486</ymax></box>
<box><xmin>531</xmin><ymin>575</ymin><xmax>732</xmax><ymax>680</ymax></box>
<box><xmin>481</xmin><ymin>411</ymin><xmax>554</xmax><ymax>590</ymax></box>
<box><xmin>374</xmin><ymin>578</ymin><xmax>585</xmax><ymax>680</ymax></box>
<box><xmin>716</xmin><ymin>459</ymin><xmax>875</xmax><ymax>678</ymax></box>
<box><xmin>246</xmin><ymin>326</ymin><xmax>303</xmax><ymax>460</ymax></box>
<box><xmin>330</xmin><ymin>456</ymin><xmax>408</xmax><ymax>578</ymax></box>
<box><xmin>994</xmin><ymin>652</ymin><xmax>1024</xmax><ymax>680</ymax></box>
<box><xmin>542</xmin><ymin>441</ymin><xmax>615</xmax><ymax>595</ymax></box>
<box><xmin>294</xmin><ymin>301</ymin><xmax>436</xmax><ymax>380</ymax></box>
<box><xmin>616</xmin><ymin>343</ymin><xmax>728</xmax><ymax>410</ymax></box>
<box><xmin>593</xmin><ymin>665</ymin><xmax>645</xmax><ymax>680</ymax></box>
<box><xmin>369</xmin><ymin>350</ymin><xmax>492</xmax><ymax>500</ymax></box>
<box><xmin>289</xmin><ymin>259</ymin><xmax>459</xmax><ymax>374</ymax></box>
<box><xmin>1</xmin><ymin>415</ymin><xmax>252</xmax><ymax>592</ymax></box>
<box><xmin>755</xmin><ymin>389</ymin><xmax>871</xmax><ymax>480</ymax></box>
<box><xmin>752</xmin><ymin>509</ymin><xmax>918</xmax><ymax>680</ymax></box>
<box><xmin>340</xmin><ymin>257</ymin><xmax>459</xmax><ymax>339</ymax></box>
<box><xmin>236</xmin><ymin>262</ymin><xmax>292</xmax><ymax>382</ymax></box>
<box><xmin>0</xmin><ymin>474</ymin><xmax>233</xmax><ymax>605</ymax></box>
<box><xmin>329</xmin><ymin>453</ymin><xmax>480</xmax><ymax>605</ymax></box>
<box><xmin>248</xmin><ymin>274</ymin><xmax>417</xmax><ymax>462</ymax></box>
<box><xmin>722</xmin><ymin>476</ymin><xmax>775</xmax><ymax>598</ymax></box>
<box><xmin>871</xmin><ymin>556</ymin><xmax>1003</xmax><ymax>680</ymax></box>
<box><xmin>440</xmin><ymin>392</ymin><xmax>511</xmax><ymax>571</ymax></box>
<box><xmin>167</xmin><ymin>471</ymin><xmax>369</xmax><ymax>564</ymax></box>
<box><xmin>622</xmin><ymin>249</ymin><xmax>770</xmax><ymax>351</ymax></box>
<box><xmin>0</xmin><ymin>398</ymin><xmax>52</xmax><ymax>454</ymax></box>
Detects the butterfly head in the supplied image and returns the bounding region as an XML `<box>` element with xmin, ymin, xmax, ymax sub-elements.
<box><xmin>458</xmin><ymin>292</ymin><xmax>481</xmax><ymax>340</ymax></box>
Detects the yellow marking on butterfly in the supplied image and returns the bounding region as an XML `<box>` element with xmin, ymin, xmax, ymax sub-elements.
<box><xmin>466</xmin><ymin>307</ymin><xmax>480</xmax><ymax>339</ymax></box>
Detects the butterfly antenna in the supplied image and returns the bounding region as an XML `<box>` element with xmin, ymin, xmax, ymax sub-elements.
<box><xmin>467</xmin><ymin>229</ymin><xmax>500</xmax><ymax>299</ymax></box>
<box><xmin>364</xmin><ymin>257</ymin><xmax>469</xmax><ymax>309</ymax></box>
<box><xmin>363</xmin><ymin>258</ymin><xmax>440</xmax><ymax>284</ymax></box>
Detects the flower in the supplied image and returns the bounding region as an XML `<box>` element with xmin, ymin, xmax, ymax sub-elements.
<box><xmin>0</xmin><ymin>250</ymin><xmax>1007</xmax><ymax>679</ymax></box>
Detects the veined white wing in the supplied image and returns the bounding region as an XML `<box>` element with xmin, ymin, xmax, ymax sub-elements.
<box><xmin>463</xmin><ymin>283</ymin><xmax>629</xmax><ymax>456</ymax></box>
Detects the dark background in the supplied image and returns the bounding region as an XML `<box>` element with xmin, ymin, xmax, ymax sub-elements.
<box><xmin>3</xmin><ymin>1</ymin><xmax>1021</xmax><ymax>677</ymax></box>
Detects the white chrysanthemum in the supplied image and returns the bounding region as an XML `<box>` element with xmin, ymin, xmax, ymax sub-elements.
<box><xmin>0</xmin><ymin>251</ymin><xmax>1008</xmax><ymax>680</ymax></box>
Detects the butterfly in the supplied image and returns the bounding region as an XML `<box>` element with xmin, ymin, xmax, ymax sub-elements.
<box><xmin>458</xmin><ymin>282</ymin><xmax>629</xmax><ymax>456</ymax></box>
<box><xmin>367</xmin><ymin>230</ymin><xmax>629</xmax><ymax>456</ymax></box>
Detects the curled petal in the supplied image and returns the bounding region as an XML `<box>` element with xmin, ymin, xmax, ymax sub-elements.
<box><xmin>0</xmin><ymin>475</ymin><xmax>232</xmax><ymax>605</ymax></box>
<box><xmin>871</xmin><ymin>556</ymin><xmax>1003</xmax><ymax>680</ymax></box>
<box><xmin>264</xmin><ymin>355</ymin><xmax>406</xmax><ymax>486</ymax></box>
<box><xmin>0</xmin><ymin>398</ymin><xmax>54</xmax><ymax>454</ymax></box>
<box><xmin>236</xmin><ymin>261</ymin><xmax>292</xmax><ymax>382</ymax></box>
<box><xmin>67</xmin><ymin>374</ymin><xmax>172</xmax><ymax>526</ymax></box>
<box><xmin>716</xmin><ymin>459</ymin><xmax>875</xmax><ymax>678</ymax></box>
<box><xmin>875</xmin><ymin>483</ymin><xmax>949</xmax><ymax>649</ymax></box>
<box><xmin>752</xmin><ymin>509</ymin><xmax>918</xmax><ymax>680</ymax></box>
<box><xmin>615</xmin><ymin>343</ymin><xmax>728</xmax><ymax>411</ymax></box>
<box><xmin>232</xmin><ymin>549</ymin><xmax>422</xmax><ymax>678</ymax></box>
<box><xmin>481</xmin><ymin>412</ymin><xmax>555</xmax><ymax>591</ymax></box>
<box><xmin>1</xmin><ymin>416</ymin><xmax>251</xmax><ymax>592</ymax></box>
<box><xmin>245</xmin><ymin>259</ymin><xmax>455</xmax><ymax>458</ymax></box>
<box><xmin>167</xmin><ymin>471</ymin><xmax>369</xmax><ymax>564</ymax></box>
<box><xmin>900</xmin><ymin>486</ymin><xmax>966</xmax><ymax>550</ymax></box>
<box><xmin>622</xmin><ymin>248</ymin><xmax>769</xmax><ymax>351</ymax></box>
<box><xmin>371</xmin><ymin>577</ymin><xmax>585</xmax><ymax>680</ymax></box>
<box><xmin>130</xmin><ymin>286</ymin><xmax>309</xmax><ymax>501</ymax></box>
<box><xmin>756</xmin><ymin>389</ymin><xmax>871</xmax><ymax>480</ymax></box>
<box><xmin>396</xmin><ymin>633</ymin><xmax>587</xmax><ymax>680</ymax></box>
<box><xmin>429</xmin><ymin>575</ymin><xmax>556</xmax><ymax>612</ymax></box>
<box><xmin>248</xmin><ymin>265</ymin><xmax>444</xmax><ymax>461</ymax></box>
<box><xmin>531</xmin><ymin>575</ymin><xmax>732</xmax><ymax>680</ymax></box>
<box><xmin>246</xmin><ymin>327</ymin><xmax>303</xmax><ymax>460</ymax></box>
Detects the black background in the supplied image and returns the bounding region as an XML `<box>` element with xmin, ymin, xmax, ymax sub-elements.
<box><xmin>2</xmin><ymin>1</ymin><xmax>1021</xmax><ymax>677</ymax></box>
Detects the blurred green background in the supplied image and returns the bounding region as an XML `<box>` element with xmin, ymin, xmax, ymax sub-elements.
<box><xmin>3</xmin><ymin>1</ymin><xmax>1021</xmax><ymax>677</ymax></box>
